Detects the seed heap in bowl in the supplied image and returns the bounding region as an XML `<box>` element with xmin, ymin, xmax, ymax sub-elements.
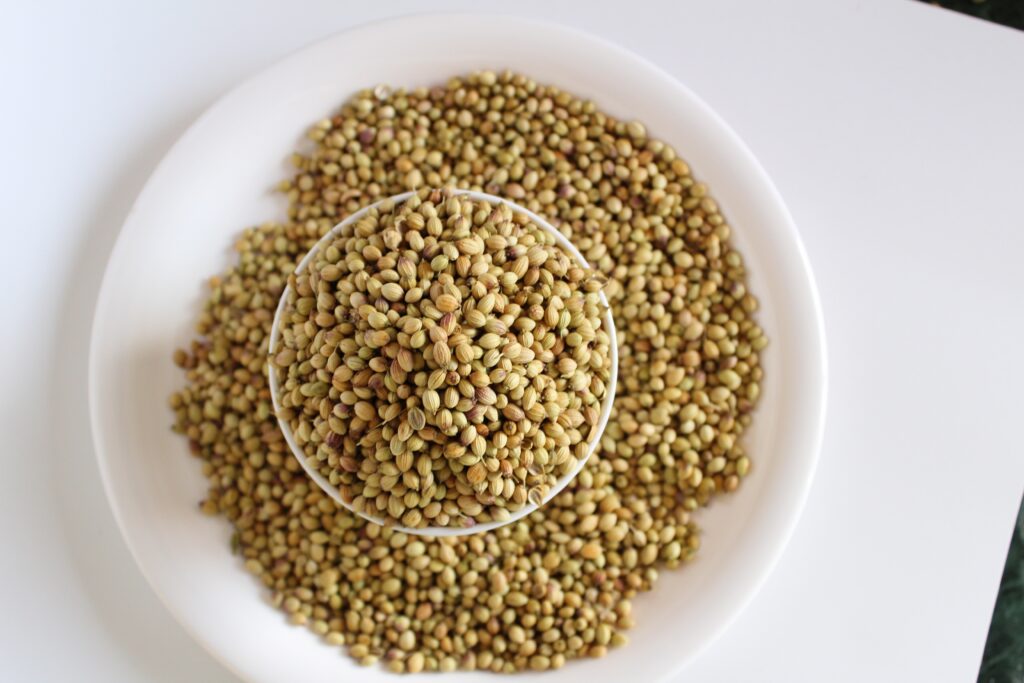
<box><xmin>170</xmin><ymin>70</ymin><xmax>766</xmax><ymax>673</ymax></box>
<box><xmin>270</xmin><ymin>188</ymin><xmax>612</xmax><ymax>529</ymax></box>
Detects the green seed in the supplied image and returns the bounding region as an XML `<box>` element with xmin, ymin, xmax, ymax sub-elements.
<box><xmin>718</xmin><ymin>369</ymin><xmax>742</xmax><ymax>390</ymax></box>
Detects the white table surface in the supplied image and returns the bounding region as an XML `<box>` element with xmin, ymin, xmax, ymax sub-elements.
<box><xmin>3</xmin><ymin>0</ymin><xmax>1022</xmax><ymax>680</ymax></box>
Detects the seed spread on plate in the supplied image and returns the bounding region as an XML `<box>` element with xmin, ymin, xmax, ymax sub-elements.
<box><xmin>170</xmin><ymin>70</ymin><xmax>766</xmax><ymax>673</ymax></box>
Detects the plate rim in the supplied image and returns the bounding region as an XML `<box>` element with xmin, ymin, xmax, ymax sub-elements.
<box><xmin>89</xmin><ymin>12</ymin><xmax>828</xmax><ymax>682</ymax></box>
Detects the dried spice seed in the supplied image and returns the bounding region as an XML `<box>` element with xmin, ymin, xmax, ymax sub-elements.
<box><xmin>169</xmin><ymin>69</ymin><xmax>766</xmax><ymax>674</ymax></box>
<box><xmin>271</xmin><ymin>188</ymin><xmax>612</xmax><ymax>529</ymax></box>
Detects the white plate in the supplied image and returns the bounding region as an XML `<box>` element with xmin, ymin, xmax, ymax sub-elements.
<box><xmin>89</xmin><ymin>14</ymin><xmax>826</xmax><ymax>683</ymax></box>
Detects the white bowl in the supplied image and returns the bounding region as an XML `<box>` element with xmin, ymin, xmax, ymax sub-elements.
<box><xmin>267</xmin><ymin>189</ymin><xmax>619</xmax><ymax>537</ymax></box>
<box><xmin>89</xmin><ymin>14</ymin><xmax>826</xmax><ymax>683</ymax></box>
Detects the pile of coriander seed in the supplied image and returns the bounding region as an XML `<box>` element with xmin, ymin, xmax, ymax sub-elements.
<box><xmin>170</xmin><ymin>70</ymin><xmax>766</xmax><ymax>673</ymax></box>
<box><xmin>270</xmin><ymin>187</ymin><xmax>613</xmax><ymax>529</ymax></box>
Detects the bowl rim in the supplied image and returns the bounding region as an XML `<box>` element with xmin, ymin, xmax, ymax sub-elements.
<box><xmin>88</xmin><ymin>12</ymin><xmax>828</xmax><ymax>682</ymax></box>
<box><xmin>266</xmin><ymin>188</ymin><xmax>619</xmax><ymax>537</ymax></box>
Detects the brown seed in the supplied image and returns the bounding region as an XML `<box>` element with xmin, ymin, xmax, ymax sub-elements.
<box><xmin>502</xmin><ymin>404</ymin><xmax>525</xmax><ymax>421</ymax></box>
<box><xmin>435</xmin><ymin>294</ymin><xmax>459</xmax><ymax>313</ymax></box>
<box><xmin>475</xmin><ymin>386</ymin><xmax>497</xmax><ymax>405</ymax></box>
<box><xmin>466</xmin><ymin>463</ymin><xmax>487</xmax><ymax>485</ymax></box>
<box><xmin>354</xmin><ymin>401</ymin><xmax>376</xmax><ymax>421</ymax></box>
<box><xmin>433</xmin><ymin>341</ymin><xmax>452</xmax><ymax>367</ymax></box>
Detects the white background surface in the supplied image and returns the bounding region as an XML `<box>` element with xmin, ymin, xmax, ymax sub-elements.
<box><xmin>2</xmin><ymin>0</ymin><xmax>1022</xmax><ymax>681</ymax></box>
